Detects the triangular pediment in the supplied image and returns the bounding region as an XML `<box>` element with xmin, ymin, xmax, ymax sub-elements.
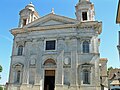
<box><xmin>24</xmin><ymin>13</ymin><xmax>78</xmax><ymax>28</ymax></box>
<box><xmin>37</xmin><ymin>19</ymin><xmax>66</xmax><ymax>26</ymax></box>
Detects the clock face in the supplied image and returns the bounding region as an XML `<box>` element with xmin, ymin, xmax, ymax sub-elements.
<box><xmin>64</xmin><ymin>58</ymin><xmax>70</xmax><ymax>65</ymax></box>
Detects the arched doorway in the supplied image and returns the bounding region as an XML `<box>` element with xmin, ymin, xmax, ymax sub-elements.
<box><xmin>44</xmin><ymin>59</ymin><xmax>56</xmax><ymax>90</ymax></box>
<box><xmin>44</xmin><ymin>70</ymin><xmax>55</xmax><ymax>90</ymax></box>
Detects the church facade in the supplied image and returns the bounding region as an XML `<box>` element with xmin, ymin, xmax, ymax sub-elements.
<box><xmin>8</xmin><ymin>0</ymin><xmax>108</xmax><ymax>90</ymax></box>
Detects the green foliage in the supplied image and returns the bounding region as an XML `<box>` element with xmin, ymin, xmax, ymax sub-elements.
<box><xmin>0</xmin><ymin>65</ymin><xmax>2</xmax><ymax>79</ymax></box>
<box><xmin>0</xmin><ymin>65</ymin><xmax>2</xmax><ymax>72</ymax></box>
<box><xmin>107</xmin><ymin>66</ymin><xmax>113</xmax><ymax>75</ymax></box>
<box><xmin>0</xmin><ymin>86</ymin><xmax>3</xmax><ymax>90</ymax></box>
<box><xmin>0</xmin><ymin>86</ymin><xmax>6</xmax><ymax>90</ymax></box>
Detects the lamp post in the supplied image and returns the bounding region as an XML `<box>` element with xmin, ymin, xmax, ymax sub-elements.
<box><xmin>117</xmin><ymin>31</ymin><xmax>120</xmax><ymax>62</ymax></box>
<box><xmin>116</xmin><ymin>0</ymin><xmax>120</xmax><ymax>62</ymax></box>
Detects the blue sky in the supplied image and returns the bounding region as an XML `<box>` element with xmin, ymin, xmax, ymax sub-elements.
<box><xmin>0</xmin><ymin>0</ymin><xmax>119</xmax><ymax>84</ymax></box>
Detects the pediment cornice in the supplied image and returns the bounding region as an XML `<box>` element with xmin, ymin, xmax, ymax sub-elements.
<box><xmin>24</xmin><ymin>13</ymin><xmax>78</xmax><ymax>28</ymax></box>
<box><xmin>10</xmin><ymin>21</ymin><xmax>102</xmax><ymax>35</ymax></box>
<box><xmin>10</xmin><ymin>24</ymin><xmax>76</xmax><ymax>35</ymax></box>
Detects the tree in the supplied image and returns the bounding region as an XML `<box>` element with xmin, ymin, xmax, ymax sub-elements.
<box><xmin>107</xmin><ymin>66</ymin><xmax>113</xmax><ymax>75</ymax></box>
<box><xmin>0</xmin><ymin>65</ymin><xmax>2</xmax><ymax>80</ymax></box>
<box><xmin>0</xmin><ymin>65</ymin><xmax>2</xmax><ymax>72</ymax></box>
<box><xmin>0</xmin><ymin>86</ymin><xmax>3</xmax><ymax>90</ymax></box>
<box><xmin>0</xmin><ymin>65</ymin><xmax>3</xmax><ymax>90</ymax></box>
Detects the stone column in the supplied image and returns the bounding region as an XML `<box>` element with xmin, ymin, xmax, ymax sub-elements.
<box><xmin>56</xmin><ymin>50</ymin><xmax>64</xmax><ymax>85</ymax></box>
<box><xmin>71</xmin><ymin>51</ymin><xmax>77</xmax><ymax>86</ymax></box>
<box><xmin>90</xmin><ymin>38</ymin><xmax>93</xmax><ymax>53</ymax></box>
<box><xmin>35</xmin><ymin>39</ymin><xmax>44</xmax><ymax>85</ymax></box>
<box><xmin>70</xmin><ymin>38</ymin><xmax>78</xmax><ymax>86</ymax></box>
<box><xmin>29</xmin><ymin>13</ymin><xmax>31</xmax><ymax>23</ymax></box>
<box><xmin>94</xmin><ymin>37</ymin><xmax>98</xmax><ymax>53</ymax></box>
<box><xmin>55</xmin><ymin>37</ymin><xmax>65</xmax><ymax>90</ymax></box>
<box><xmin>22</xmin><ymin>41</ymin><xmax>31</xmax><ymax>84</ymax></box>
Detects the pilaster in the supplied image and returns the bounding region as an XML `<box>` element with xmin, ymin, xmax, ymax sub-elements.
<box><xmin>35</xmin><ymin>38</ymin><xmax>44</xmax><ymax>85</ymax></box>
<box><xmin>22</xmin><ymin>41</ymin><xmax>31</xmax><ymax>84</ymax></box>
<box><xmin>56</xmin><ymin>50</ymin><xmax>64</xmax><ymax>85</ymax></box>
<box><xmin>70</xmin><ymin>38</ymin><xmax>78</xmax><ymax>86</ymax></box>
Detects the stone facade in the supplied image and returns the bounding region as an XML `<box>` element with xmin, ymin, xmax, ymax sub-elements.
<box><xmin>8</xmin><ymin>0</ymin><xmax>108</xmax><ymax>90</ymax></box>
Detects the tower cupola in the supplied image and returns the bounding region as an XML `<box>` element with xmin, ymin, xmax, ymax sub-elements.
<box><xmin>79</xmin><ymin>0</ymin><xmax>90</xmax><ymax>2</ymax></box>
<box><xmin>18</xmin><ymin>2</ymin><xmax>40</xmax><ymax>28</ymax></box>
<box><xmin>25</xmin><ymin>2</ymin><xmax>35</xmax><ymax>11</ymax></box>
<box><xmin>75</xmin><ymin>0</ymin><xmax>95</xmax><ymax>21</ymax></box>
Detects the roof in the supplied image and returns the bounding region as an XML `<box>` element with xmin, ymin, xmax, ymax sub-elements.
<box><xmin>108</xmin><ymin>68</ymin><xmax>120</xmax><ymax>79</ymax></box>
<box><xmin>116</xmin><ymin>0</ymin><xmax>120</xmax><ymax>24</ymax></box>
<box><xmin>10</xmin><ymin>12</ymin><xmax>102</xmax><ymax>36</ymax></box>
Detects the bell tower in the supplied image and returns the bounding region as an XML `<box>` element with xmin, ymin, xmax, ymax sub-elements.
<box><xmin>19</xmin><ymin>2</ymin><xmax>40</xmax><ymax>28</ymax></box>
<box><xmin>75</xmin><ymin>0</ymin><xmax>95</xmax><ymax>21</ymax></box>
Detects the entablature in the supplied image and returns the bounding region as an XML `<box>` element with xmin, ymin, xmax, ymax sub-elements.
<box><xmin>10</xmin><ymin>21</ymin><xmax>102</xmax><ymax>36</ymax></box>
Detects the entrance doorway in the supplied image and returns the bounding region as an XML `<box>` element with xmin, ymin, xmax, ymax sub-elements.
<box><xmin>44</xmin><ymin>70</ymin><xmax>55</xmax><ymax>90</ymax></box>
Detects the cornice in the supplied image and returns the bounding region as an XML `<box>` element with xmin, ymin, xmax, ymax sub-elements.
<box><xmin>10</xmin><ymin>21</ymin><xmax>102</xmax><ymax>36</ymax></box>
<box><xmin>76</xmin><ymin>21</ymin><xmax>102</xmax><ymax>34</ymax></box>
<box><xmin>24</xmin><ymin>13</ymin><xmax>78</xmax><ymax>28</ymax></box>
<box><xmin>10</xmin><ymin>24</ymin><xmax>76</xmax><ymax>35</ymax></box>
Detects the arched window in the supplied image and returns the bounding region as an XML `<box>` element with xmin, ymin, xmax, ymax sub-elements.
<box><xmin>18</xmin><ymin>45</ymin><xmax>23</xmax><ymax>56</ymax></box>
<box><xmin>12</xmin><ymin>63</ymin><xmax>23</xmax><ymax>84</ymax></box>
<box><xmin>16</xmin><ymin>70</ymin><xmax>21</xmax><ymax>83</ymax></box>
<box><xmin>83</xmin><ymin>41</ymin><xmax>89</xmax><ymax>53</ymax></box>
<box><xmin>83</xmin><ymin>70</ymin><xmax>90</xmax><ymax>84</ymax></box>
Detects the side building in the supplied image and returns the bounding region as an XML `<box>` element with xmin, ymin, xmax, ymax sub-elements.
<box><xmin>8</xmin><ymin>0</ymin><xmax>108</xmax><ymax>90</ymax></box>
<box><xmin>108</xmin><ymin>68</ymin><xmax>120</xmax><ymax>90</ymax></box>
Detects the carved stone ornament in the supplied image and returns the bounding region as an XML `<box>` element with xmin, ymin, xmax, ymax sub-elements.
<box><xmin>12</xmin><ymin>63</ymin><xmax>24</xmax><ymax>71</ymax></box>
<box><xmin>64</xmin><ymin>57</ymin><xmax>71</xmax><ymax>65</ymax></box>
<box><xmin>16</xmin><ymin>41</ymin><xmax>26</xmax><ymax>46</ymax></box>
<box><xmin>30</xmin><ymin>55</ymin><xmax>36</xmax><ymax>65</ymax></box>
<box><xmin>81</xmin><ymin>63</ymin><xmax>94</xmax><ymax>71</ymax></box>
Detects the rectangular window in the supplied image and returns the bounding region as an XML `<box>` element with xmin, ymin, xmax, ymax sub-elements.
<box><xmin>46</xmin><ymin>40</ymin><xmax>56</xmax><ymax>50</ymax></box>
<box><xmin>16</xmin><ymin>71</ymin><xmax>20</xmax><ymax>83</ymax></box>
<box><xmin>82</xmin><ymin>12</ymin><xmax>87</xmax><ymax>21</ymax></box>
<box><xmin>18</xmin><ymin>45</ymin><xmax>23</xmax><ymax>56</ymax></box>
<box><xmin>83</xmin><ymin>41</ymin><xmax>89</xmax><ymax>53</ymax></box>
<box><xmin>83</xmin><ymin>70</ymin><xmax>90</xmax><ymax>84</ymax></box>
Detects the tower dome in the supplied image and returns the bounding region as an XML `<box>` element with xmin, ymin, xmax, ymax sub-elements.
<box><xmin>25</xmin><ymin>2</ymin><xmax>35</xmax><ymax>11</ymax></box>
<box><xmin>79</xmin><ymin>0</ymin><xmax>90</xmax><ymax>2</ymax></box>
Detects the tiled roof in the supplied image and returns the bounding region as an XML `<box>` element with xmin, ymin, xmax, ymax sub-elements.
<box><xmin>108</xmin><ymin>69</ymin><xmax>120</xmax><ymax>80</ymax></box>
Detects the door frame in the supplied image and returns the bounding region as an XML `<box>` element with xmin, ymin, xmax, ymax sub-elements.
<box><xmin>43</xmin><ymin>69</ymin><xmax>56</xmax><ymax>90</ymax></box>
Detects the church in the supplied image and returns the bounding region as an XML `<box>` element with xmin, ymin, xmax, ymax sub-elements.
<box><xmin>8</xmin><ymin>0</ymin><xmax>108</xmax><ymax>90</ymax></box>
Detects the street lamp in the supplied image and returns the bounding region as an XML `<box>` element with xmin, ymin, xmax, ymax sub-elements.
<box><xmin>116</xmin><ymin>0</ymin><xmax>120</xmax><ymax>63</ymax></box>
